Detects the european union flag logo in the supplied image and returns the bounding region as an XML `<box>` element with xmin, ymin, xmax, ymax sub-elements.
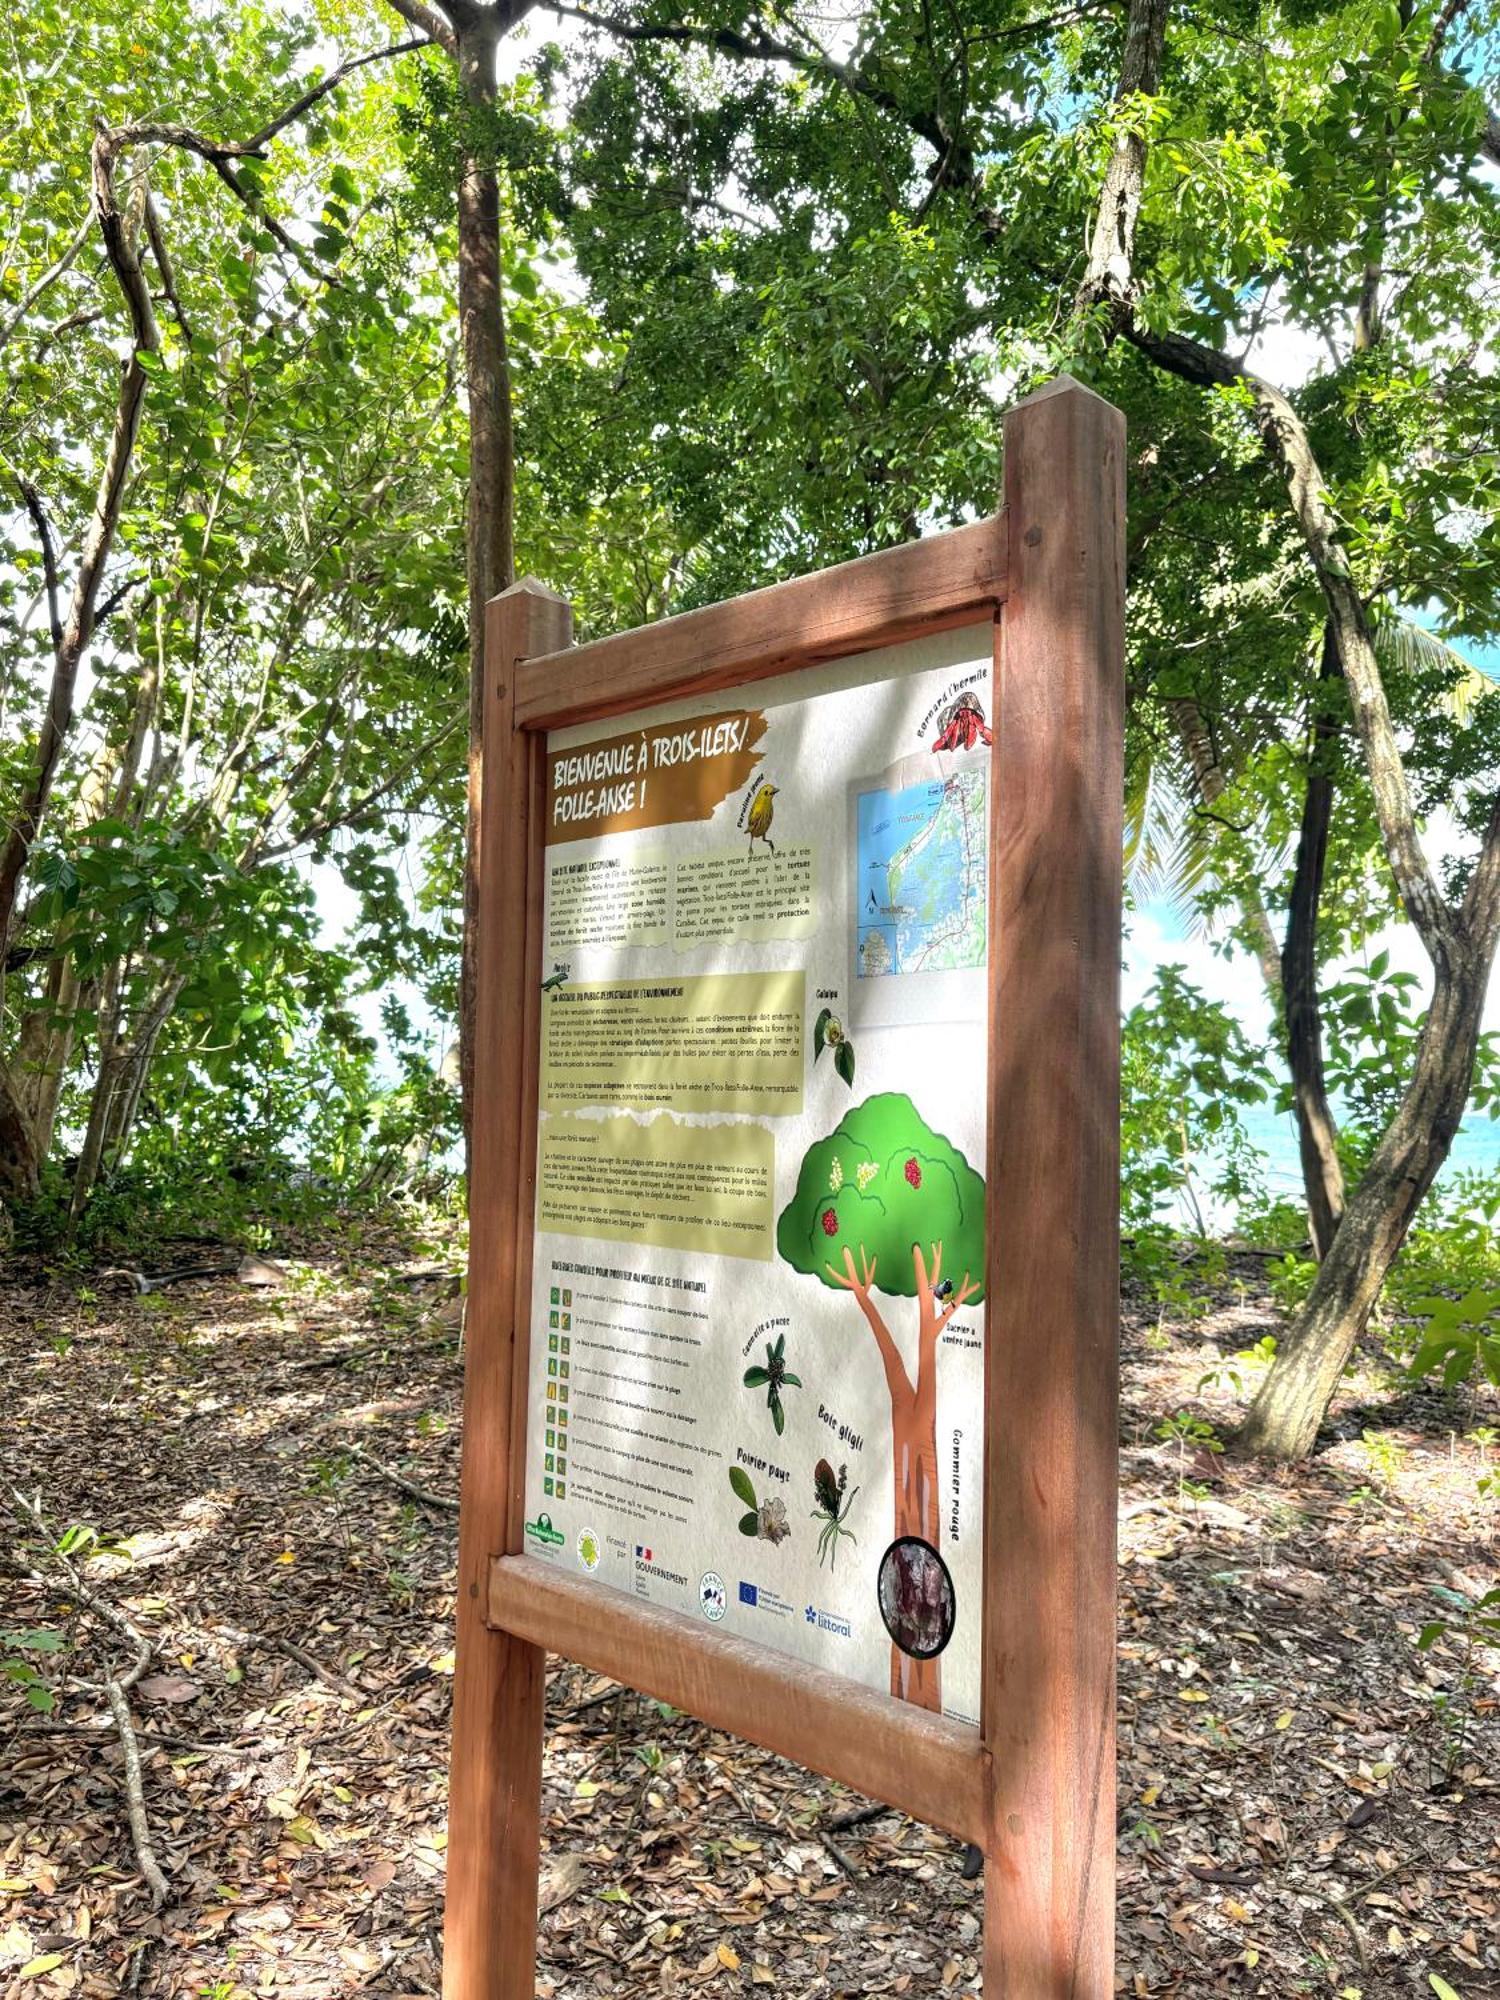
<box><xmin>738</xmin><ymin>1581</ymin><xmax>758</xmax><ymax>1606</ymax></box>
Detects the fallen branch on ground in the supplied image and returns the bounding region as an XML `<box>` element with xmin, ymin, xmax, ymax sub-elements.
<box><xmin>214</xmin><ymin>1622</ymin><xmax>357</xmax><ymax>1698</ymax></box>
<box><xmin>8</xmin><ymin>1487</ymin><xmax>169</xmax><ymax>1906</ymax></box>
<box><xmin>348</xmin><ymin>1443</ymin><xmax>460</xmax><ymax>1512</ymax></box>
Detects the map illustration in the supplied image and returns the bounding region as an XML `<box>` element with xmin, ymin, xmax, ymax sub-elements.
<box><xmin>855</xmin><ymin>768</ymin><xmax>987</xmax><ymax>978</ymax></box>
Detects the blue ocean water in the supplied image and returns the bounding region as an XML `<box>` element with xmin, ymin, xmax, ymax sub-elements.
<box><xmin>1233</xmin><ymin>1101</ymin><xmax>1500</xmax><ymax>1211</ymax></box>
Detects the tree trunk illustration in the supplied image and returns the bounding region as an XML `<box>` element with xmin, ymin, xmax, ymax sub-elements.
<box><xmin>830</xmin><ymin>1242</ymin><xmax>979</xmax><ymax>1711</ymax></box>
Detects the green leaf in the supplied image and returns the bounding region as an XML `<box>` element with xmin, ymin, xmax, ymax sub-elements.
<box><xmin>1429</xmin><ymin>1977</ymin><xmax>1464</xmax><ymax>2000</ymax></box>
<box><xmin>771</xmin><ymin>1396</ymin><xmax>785</xmax><ymax>1435</ymax></box>
<box><xmin>739</xmin><ymin>1512</ymin><xmax>761</xmax><ymax>1536</ymax></box>
<box><xmin>834</xmin><ymin>1039</ymin><xmax>855</xmax><ymax>1088</ymax></box>
<box><xmin>13</xmin><ymin>1629</ymin><xmax>65</xmax><ymax>1653</ymax></box>
<box><xmin>780</xmin><ymin>1372</ymin><xmax>801</xmax><ymax>1388</ymax></box>
<box><xmin>743</xmin><ymin>1366</ymin><xmax>770</xmax><ymax>1387</ymax></box>
<box><xmin>813</xmin><ymin>1007</ymin><xmax>831</xmax><ymax>1060</ymax></box>
<box><xmin>729</xmin><ymin>1465</ymin><xmax>756</xmax><ymax>1508</ymax></box>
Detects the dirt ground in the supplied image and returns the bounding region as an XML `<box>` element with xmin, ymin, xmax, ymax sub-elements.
<box><xmin>1</xmin><ymin>1220</ymin><xmax>1496</xmax><ymax>1998</ymax></box>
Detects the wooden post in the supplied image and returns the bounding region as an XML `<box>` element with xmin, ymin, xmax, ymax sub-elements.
<box><xmin>985</xmin><ymin>376</ymin><xmax>1125</xmax><ymax>1996</ymax></box>
<box><xmin>444</xmin><ymin>579</ymin><xmax>573</xmax><ymax>2000</ymax></box>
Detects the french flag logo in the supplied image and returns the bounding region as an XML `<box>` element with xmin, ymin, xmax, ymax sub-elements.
<box><xmin>635</xmin><ymin>1545</ymin><xmax>653</xmax><ymax>1562</ymax></box>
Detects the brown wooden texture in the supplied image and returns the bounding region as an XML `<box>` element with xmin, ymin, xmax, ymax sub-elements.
<box><xmin>514</xmin><ymin>515</ymin><xmax>1007</xmax><ymax>732</ymax></box>
<box><xmin>488</xmin><ymin>1555</ymin><xmax>987</xmax><ymax>1842</ymax></box>
<box><xmin>983</xmin><ymin>375</ymin><xmax>1125</xmax><ymax>1996</ymax></box>
<box><xmin>444</xmin><ymin>580</ymin><xmax>573</xmax><ymax>2000</ymax></box>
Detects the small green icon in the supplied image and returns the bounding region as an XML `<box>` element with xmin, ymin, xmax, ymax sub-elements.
<box><xmin>546</xmin><ymin>1428</ymin><xmax>556</xmax><ymax>1448</ymax></box>
<box><xmin>561</xmin><ymin>1337</ymin><xmax>571</xmax><ymax>1356</ymax></box>
<box><xmin>544</xmin><ymin>1453</ymin><xmax>554</xmax><ymax>1473</ymax></box>
<box><xmin>543</xmin><ymin>1476</ymin><xmax>554</xmax><ymax>1496</ymax></box>
<box><xmin>561</xmin><ymin>1312</ymin><xmax>571</xmax><ymax>1330</ymax></box>
<box><xmin>560</xmin><ymin>1361</ymin><xmax>570</xmax><ymax>1380</ymax></box>
<box><xmin>548</xmin><ymin>1358</ymin><xmax>557</xmax><ymax>1377</ymax></box>
<box><xmin>549</xmin><ymin>1310</ymin><xmax>559</xmax><ymax>1328</ymax></box>
<box><xmin>548</xmin><ymin>1333</ymin><xmax>558</xmax><ymax>1353</ymax></box>
<box><xmin>559</xmin><ymin>1409</ymin><xmax>568</xmax><ymax>1428</ymax></box>
<box><xmin>555</xmin><ymin>1481</ymin><xmax>566</xmax><ymax>1499</ymax></box>
<box><xmin>562</xmin><ymin>1289</ymin><xmax>572</xmax><ymax>1307</ymax></box>
<box><xmin>550</xmin><ymin>1287</ymin><xmax>560</xmax><ymax>1305</ymax></box>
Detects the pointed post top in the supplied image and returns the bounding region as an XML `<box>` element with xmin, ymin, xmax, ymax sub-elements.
<box><xmin>1002</xmin><ymin>372</ymin><xmax>1122</xmax><ymax>425</ymax></box>
<box><xmin>492</xmin><ymin>575</ymin><xmax>571</xmax><ymax>608</ymax></box>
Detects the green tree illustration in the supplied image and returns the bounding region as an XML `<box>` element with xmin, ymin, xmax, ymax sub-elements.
<box><xmin>777</xmin><ymin>1092</ymin><xmax>984</xmax><ymax>1710</ymax></box>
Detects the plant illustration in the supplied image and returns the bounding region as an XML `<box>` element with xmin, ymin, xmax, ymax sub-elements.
<box><xmin>729</xmin><ymin>1465</ymin><xmax>790</xmax><ymax>1544</ymax></box>
<box><xmin>812</xmin><ymin>1008</ymin><xmax>856</xmax><ymax>1088</ymax></box>
<box><xmin>778</xmin><ymin>1091</ymin><xmax>984</xmax><ymax>1709</ymax></box>
<box><xmin>743</xmin><ymin>1331</ymin><xmax>801</xmax><ymax>1434</ymax></box>
<box><xmin>810</xmin><ymin>1458</ymin><xmax>859</xmax><ymax>1569</ymax></box>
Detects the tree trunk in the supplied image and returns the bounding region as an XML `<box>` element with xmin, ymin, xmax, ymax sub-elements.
<box><xmin>15</xmin><ymin>955</ymin><xmax>83</xmax><ymax>1164</ymax></box>
<box><xmin>1241</xmin><ymin>942</ymin><xmax>1493</xmax><ymax>1459</ymax></box>
<box><xmin>1281</xmin><ymin>625</ymin><xmax>1345</xmax><ymax>1258</ymax></box>
<box><xmin>889</xmin><ymin>1364</ymin><xmax>941</xmax><ymax>1710</ymax></box>
<box><xmin>67</xmin><ymin>971</ymin><xmax>184</xmax><ymax>1223</ymax></box>
<box><xmin>454</xmin><ymin>10</ymin><xmax>517</xmax><ymax>1165</ymax></box>
<box><xmin>0</xmin><ymin>1066</ymin><xmax>41</xmax><ymax>1206</ymax></box>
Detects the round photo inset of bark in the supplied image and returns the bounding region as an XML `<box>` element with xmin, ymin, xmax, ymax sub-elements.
<box><xmin>876</xmin><ymin>1536</ymin><xmax>955</xmax><ymax>1660</ymax></box>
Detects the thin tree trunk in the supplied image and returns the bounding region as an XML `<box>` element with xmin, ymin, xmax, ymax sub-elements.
<box><xmin>454</xmin><ymin>9</ymin><xmax>517</xmax><ymax>1166</ymax></box>
<box><xmin>15</xmin><ymin>956</ymin><xmax>83</xmax><ymax>1162</ymax></box>
<box><xmin>67</xmin><ymin>973</ymin><xmax>183</xmax><ymax>1224</ymax></box>
<box><xmin>1281</xmin><ymin>625</ymin><xmax>1345</xmax><ymax>1258</ymax></box>
<box><xmin>0</xmin><ymin>162</ymin><xmax>159</xmax><ymax>950</ymax></box>
<box><xmin>0</xmin><ymin>1068</ymin><xmax>41</xmax><ymax>1205</ymax></box>
<box><xmin>1241</xmin><ymin>942</ymin><xmax>1494</xmax><ymax>1458</ymax></box>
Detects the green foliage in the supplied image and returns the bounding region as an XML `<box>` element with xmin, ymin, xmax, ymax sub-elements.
<box><xmin>1</xmin><ymin>1627</ymin><xmax>67</xmax><ymax>1714</ymax></box>
<box><xmin>743</xmin><ymin>1330</ymin><xmax>800</xmax><ymax>1436</ymax></box>
<box><xmin>1121</xmin><ymin>968</ymin><xmax>1274</xmax><ymax>1278</ymax></box>
<box><xmin>728</xmin><ymin>1462</ymin><xmax>759</xmax><ymax>1536</ymax></box>
<box><xmin>776</xmin><ymin>1093</ymin><xmax>985</xmax><ymax>1299</ymax></box>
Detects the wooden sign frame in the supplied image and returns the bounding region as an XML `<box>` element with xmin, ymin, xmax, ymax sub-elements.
<box><xmin>445</xmin><ymin>376</ymin><xmax>1125</xmax><ymax>1999</ymax></box>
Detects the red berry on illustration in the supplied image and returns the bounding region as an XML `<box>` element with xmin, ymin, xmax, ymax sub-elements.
<box><xmin>904</xmin><ymin>1158</ymin><xmax>922</xmax><ymax>1189</ymax></box>
<box><xmin>821</xmin><ymin>1207</ymin><xmax>839</xmax><ymax>1237</ymax></box>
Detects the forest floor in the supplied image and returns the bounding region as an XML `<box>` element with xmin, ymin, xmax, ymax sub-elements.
<box><xmin>1</xmin><ymin>1215</ymin><xmax>1497</xmax><ymax>2000</ymax></box>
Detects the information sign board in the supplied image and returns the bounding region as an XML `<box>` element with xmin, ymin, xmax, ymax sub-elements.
<box><xmin>443</xmin><ymin>376</ymin><xmax>1125</xmax><ymax>2000</ymax></box>
<box><xmin>527</xmin><ymin>630</ymin><xmax>994</xmax><ymax>1718</ymax></box>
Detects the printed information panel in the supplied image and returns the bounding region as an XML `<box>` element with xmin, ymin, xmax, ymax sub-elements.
<box><xmin>525</xmin><ymin>627</ymin><xmax>992</xmax><ymax>1721</ymax></box>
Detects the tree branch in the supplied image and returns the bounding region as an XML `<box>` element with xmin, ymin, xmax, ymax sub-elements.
<box><xmin>382</xmin><ymin>0</ymin><xmax>459</xmax><ymax>58</ymax></box>
<box><xmin>16</xmin><ymin>478</ymin><xmax>63</xmax><ymax>660</ymax></box>
<box><xmin>0</xmin><ymin>206</ymin><xmax>93</xmax><ymax>353</ymax></box>
<box><xmin>1076</xmin><ymin>0</ymin><xmax>1168</xmax><ymax>313</ymax></box>
<box><xmin>826</xmin><ymin>1247</ymin><xmax>914</xmax><ymax>1405</ymax></box>
<box><xmin>1124</xmin><ymin>321</ymin><xmax>1456</xmax><ymax>960</ymax></box>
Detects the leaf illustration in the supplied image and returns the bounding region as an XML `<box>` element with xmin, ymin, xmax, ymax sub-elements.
<box><xmin>813</xmin><ymin>1008</ymin><xmax>831</xmax><ymax>1059</ymax></box>
<box><xmin>729</xmin><ymin>1465</ymin><xmax>756</xmax><ymax>1508</ymax></box>
<box><xmin>781</xmin><ymin>1371</ymin><xmax>801</xmax><ymax>1388</ymax></box>
<box><xmin>739</xmin><ymin>1512</ymin><xmax>761</xmax><ymax>1536</ymax></box>
<box><xmin>834</xmin><ymin>1038</ymin><xmax>855</xmax><ymax>1087</ymax></box>
<box><xmin>743</xmin><ymin>1366</ymin><xmax>770</xmax><ymax>1387</ymax></box>
<box><xmin>771</xmin><ymin>1396</ymin><xmax>785</xmax><ymax>1435</ymax></box>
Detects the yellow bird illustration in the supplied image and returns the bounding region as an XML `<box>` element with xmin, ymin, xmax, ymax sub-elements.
<box><xmin>747</xmin><ymin>782</ymin><xmax>779</xmax><ymax>855</ymax></box>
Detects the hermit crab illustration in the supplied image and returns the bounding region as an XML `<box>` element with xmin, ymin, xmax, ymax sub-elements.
<box><xmin>931</xmin><ymin>691</ymin><xmax>992</xmax><ymax>753</ymax></box>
